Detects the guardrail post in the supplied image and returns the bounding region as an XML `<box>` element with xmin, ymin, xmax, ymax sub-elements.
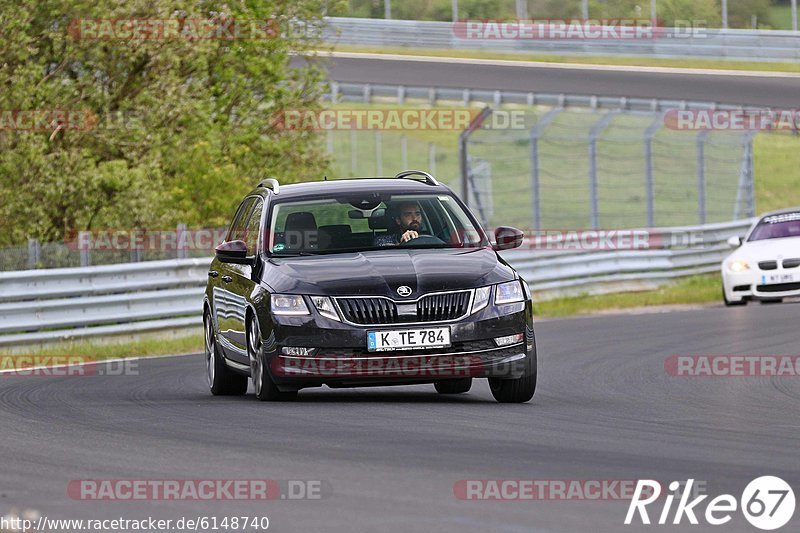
<box><xmin>79</xmin><ymin>231</ymin><xmax>91</xmax><ymax>267</ymax></box>
<box><xmin>176</xmin><ymin>223</ymin><xmax>188</xmax><ymax>259</ymax></box>
<box><xmin>27</xmin><ymin>238</ymin><xmax>40</xmax><ymax>269</ymax></box>
<box><xmin>588</xmin><ymin>111</ymin><xmax>618</xmax><ymax>229</ymax></box>
<box><xmin>375</xmin><ymin>130</ymin><xmax>383</xmax><ymax>175</ymax></box>
<box><xmin>529</xmin><ymin>107</ymin><xmax>563</xmax><ymax>230</ymax></box>
<box><xmin>330</xmin><ymin>81</ymin><xmax>339</xmax><ymax>103</ymax></box>
<box><xmin>696</xmin><ymin>130</ymin><xmax>709</xmax><ymax>225</ymax></box>
<box><xmin>644</xmin><ymin>112</ymin><xmax>665</xmax><ymax>227</ymax></box>
<box><xmin>397</xmin><ymin>85</ymin><xmax>405</xmax><ymax>105</ymax></box>
<box><xmin>362</xmin><ymin>84</ymin><xmax>371</xmax><ymax>104</ymax></box>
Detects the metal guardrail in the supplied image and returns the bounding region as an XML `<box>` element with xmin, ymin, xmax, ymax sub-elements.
<box><xmin>324</xmin><ymin>17</ymin><xmax>800</xmax><ymax>63</ymax></box>
<box><xmin>0</xmin><ymin>219</ymin><xmax>755</xmax><ymax>346</ymax></box>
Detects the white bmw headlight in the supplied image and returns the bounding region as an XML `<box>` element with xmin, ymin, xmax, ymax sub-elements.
<box><xmin>495</xmin><ymin>280</ymin><xmax>524</xmax><ymax>305</ymax></box>
<box><xmin>271</xmin><ymin>295</ymin><xmax>310</xmax><ymax>315</ymax></box>
<box><xmin>727</xmin><ymin>260</ymin><xmax>750</xmax><ymax>273</ymax></box>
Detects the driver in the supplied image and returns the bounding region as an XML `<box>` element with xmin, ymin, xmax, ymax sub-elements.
<box><xmin>374</xmin><ymin>201</ymin><xmax>425</xmax><ymax>247</ymax></box>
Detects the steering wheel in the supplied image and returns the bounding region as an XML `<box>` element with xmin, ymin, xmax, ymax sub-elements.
<box><xmin>400</xmin><ymin>234</ymin><xmax>446</xmax><ymax>246</ymax></box>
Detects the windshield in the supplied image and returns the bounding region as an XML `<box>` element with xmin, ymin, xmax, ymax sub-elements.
<box><xmin>267</xmin><ymin>193</ymin><xmax>488</xmax><ymax>255</ymax></box>
<box><xmin>748</xmin><ymin>212</ymin><xmax>800</xmax><ymax>241</ymax></box>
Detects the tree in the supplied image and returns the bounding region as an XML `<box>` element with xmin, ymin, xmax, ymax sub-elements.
<box><xmin>0</xmin><ymin>0</ymin><xmax>344</xmax><ymax>246</ymax></box>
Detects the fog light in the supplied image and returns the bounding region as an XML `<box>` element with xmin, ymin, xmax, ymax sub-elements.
<box><xmin>282</xmin><ymin>347</ymin><xmax>315</xmax><ymax>356</ymax></box>
<box><xmin>494</xmin><ymin>333</ymin><xmax>524</xmax><ymax>347</ymax></box>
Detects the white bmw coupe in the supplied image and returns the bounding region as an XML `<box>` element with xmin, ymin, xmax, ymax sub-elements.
<box><xmin>722</xmin><ymin>208</ymin><xmax>800</xmax><ymax>306</ymax></box>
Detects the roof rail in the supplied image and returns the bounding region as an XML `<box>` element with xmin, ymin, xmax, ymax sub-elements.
<box><xmin>394</xmin><ymin>170</ymin><xmax>439</xmax><ymax>186</ymax></box>
<box><xmin>257</xmin><ymin>178</ymin><xmax>280</xmax><ymax>194</ymax></box>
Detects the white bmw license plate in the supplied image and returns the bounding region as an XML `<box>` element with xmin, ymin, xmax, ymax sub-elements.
<box><xmin>764</xmin><ymin>273</ymin><xmax>795</xmax><ymax>284</ymax></box>
<box><xmin>367</xmin><ymin>327</ymin><xmax>451</xmax><ymax>352</ymax></box>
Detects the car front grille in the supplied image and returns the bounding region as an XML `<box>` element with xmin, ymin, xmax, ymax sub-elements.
<box><xmin>336</xmin><ymin>291</ymin><xmax>472</xmax><ymax>325</ymax></box>
<box><xmin>756</xmin><ymin>282</ymin><xmax>800</xmax><ymax>293</ymax></box>
<box><xmin>783</xmin><ymin>258</ymin><xmax>800</xmax><ymax>269</ymax></box>
<box><xmin>758</xmin><ymin>260</ymin><xmax>778</xmax><ymax>270</ymax></box>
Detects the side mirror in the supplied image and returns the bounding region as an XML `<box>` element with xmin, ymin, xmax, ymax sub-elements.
<box><xmin>493</xmin><ymin>226</ymin><xmax>524</xmax><ymax>251</ymax></box>
<box><xmin>727</xmin><ymin>235</ymin><xmax>742</xmax><ymax>248</ymax></box>
<box><xmin>215</xmin><ymin>240</ymin><xmax>251</xmax><ymax>264</ymax></box>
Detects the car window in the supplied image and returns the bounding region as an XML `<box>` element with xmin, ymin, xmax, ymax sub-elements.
<box><xmin>227</xmin><ymin>197</ymin><xmax>256</xmax><ymax>242</ymax></box>
<box><xmin>244</xmin><ymin>199</ymin><xmax>263</xmax><ymax>255</ymax></box>
<box><xmin>748</xmin><ymin>212</ymin><xmax>800</xmax><ymax>241</ymax></box>
<box><xmin>267</xmin><ymin>193</ymin><xmax>488</xmax><ymax>254</ymax></box>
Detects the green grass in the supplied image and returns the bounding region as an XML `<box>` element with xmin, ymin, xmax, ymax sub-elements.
<box><xmin>0</xmin><ymin>333</ymin><xmax>203</xmax><ymax>362</ymax></box>
<box><xmin>754</xmin><ymin>132</ymin><xmax>800</xmax><ymax>213</ymax></box>
<box><xmin>769</xmin><ymin>5</ymin><xmax>797</xmax><ymax>30</ymax></box>
<box><xmin>533</xmin><ymin>274</ymin><xmax>721</xmax><ymax>318</ymax></box>
<box><xmin>333</xmin><ymin>44</ymin><xmax>800</xmax><ymax>73</ymax></box>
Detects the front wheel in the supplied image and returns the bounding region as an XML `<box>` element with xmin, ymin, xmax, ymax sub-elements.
<box><xmin>489</xmin><ymin>373</ymin><xmax>536</xmax><ymax>403</ymax></box>
<box><xmin>205</xmin><ymin>313</ymin><xmax>247</xmax><ymax>396</ymax></box>
<box><xmin>248</xmin><ymin>316</ymin><xmax>297</xmax><ymax>402</ymax></box>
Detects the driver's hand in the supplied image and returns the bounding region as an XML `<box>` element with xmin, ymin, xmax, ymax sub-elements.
<box><xmin>400</xmin><ymin>230</ymin><xmax>419</xmax><ymax>242</ymax></box>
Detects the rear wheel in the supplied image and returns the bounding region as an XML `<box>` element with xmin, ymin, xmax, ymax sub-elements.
<box><xmin>434</xmin><ymin>378</ymin><xmax>472</xmax><ymax>394</ymax></box>
<box><xmin>248</xmin><ymin>316</ymin><xmax>297</xmax><ymax>402</ymax></box>
<box><xmin>205</xmin><ymin>313</ymin><xmax>247</xmax><ymax>396</ymax></box>
<box><xmin>723</xmin><ymin>285</ymin><xmax>746</xmax><ymax>307</ymax></box>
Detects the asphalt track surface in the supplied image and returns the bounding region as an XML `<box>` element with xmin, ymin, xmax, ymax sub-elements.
<box><xmin>2</xmin><ymin>303</ymin><xmax>799</xmax><ymax>532</ymax></box>
<box><xmin>300</xmin><ymin>54</ymin><xmax>800</xmax><ymax>108</ymax></box>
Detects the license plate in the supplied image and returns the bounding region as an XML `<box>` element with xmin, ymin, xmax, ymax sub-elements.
<box><xmin>764</xmin><ymin>273</ymin><xmax>795</xmax><ymax>284</ymax></box>
<box><xmin>367</xmin><ymin>327</ymin><xmax>451</xmax><ymax>352</ymax></box>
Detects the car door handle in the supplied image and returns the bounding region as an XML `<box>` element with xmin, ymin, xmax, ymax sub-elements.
<box><xmin>221</xmin><ymin>275</ymin><xmax>233</xmax><ymax>283</ymax></box>
<box><xmin>208</xmin><ymin>271</ymin><xmax>219</xmax><ymax>278</ymax></box>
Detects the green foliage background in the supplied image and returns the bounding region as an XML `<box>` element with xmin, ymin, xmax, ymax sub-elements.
<box><xmin>0</xmin><ymin>1</ymin><xmax>344</xmax><ymax>246</ymax></box>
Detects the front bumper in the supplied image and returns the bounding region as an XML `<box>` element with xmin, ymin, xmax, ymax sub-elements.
<box><xmin>723</xmin><ymin>268</ymin><xmax>800</xmax><ymax>302</ymax></box>
<box><xmin>262</xmin><ymin>301</ymin><xmax>534</xmax><ymax>389</ymax></box>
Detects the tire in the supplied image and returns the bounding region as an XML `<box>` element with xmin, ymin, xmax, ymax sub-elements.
<box><xmin>434</xmin><ymin>378</ymin><xmax>472</xmax><ymax>394</ymax></box>
<box><xmin>723</xmin><ymin>285</ymin><xmax>746</xmax><ymax>307</ymax></box>
<box><xmin>248</xmin><ymin>316</ymin><xmax>297</xmax><ymax>402</ymax></box>
<box><xmin>488</xmin><ymin>330</ymin><xmax>537</xmax><ymax>403</ymax></box>
<box><xmin>205</xmin><ymin>312</ymin><xmax>248</xmax><ymax>396</ymax></box>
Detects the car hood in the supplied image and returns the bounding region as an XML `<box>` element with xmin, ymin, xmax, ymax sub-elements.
<box><xmin>726</xmin><ymin>237</ymin><xmax>800</xmax><ymax>263</ymax></box>
<box><xmin>263</xmin><ymin>247</ymin><xmax>516</xmax><ymax>297</ymax></box>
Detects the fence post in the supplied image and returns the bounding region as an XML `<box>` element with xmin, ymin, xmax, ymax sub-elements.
<box><xmin>745</xmin><ymin>133</ymin><xmax>756</xmax><ymax>217</ymax></box>
<box><xmin>326</xmin><ymin>129</ymin><xmax>334</xmax><ymax>154</ymax></box>
<box><xmin>400</xmin><ymin>135</ymin><xmax>408</xmax><ymax>169</ymax></box>
<box><xmin>27</xmin><ymin>238</ymin><xmax>40</xmax><ymax>269</ymax></box>
<box><xmin>588</xmin><ymin>111</ymin><xmax>618</xmax><ymax>229</ymax></box>
<box><xmin>375</xmin><ymin>130</ymin><xmax>383</xmax><ymax>175</ymax></box>
<box><xmin>529</xmin><ymin>107</ymin><xmax>563</xmax><ymax>230</ymax></box>
<box><xmin>696</xmin><ymin>130</ymin><xmax>709</xmax><ymax>224</ymax></box>
<box><xmin>79</xmin><ymin>231</ymin><xmax>91</xmax><ymax>267</ymax></box>
<box><xmin>459</xmin><ymin>107</ymin><xmax>492</xmax><ymax>203</ymax></box>
<box><xmin>428</xmin><ymin>142</ymin><xmax>437</xmax><ymax>176</ymax></box>
<box><xmin>644</xmin><ymin>113</ymin><xmax>665</xmax><ymax>227</ymax></box>
<box><xmin>350</xmin><ymin>129</ymin><xmax>357</xmax><ymax>175</ymax></box>
<box><xmin>176</xmin><ymin>223</ymin><xmax>188</xmax><ymax>259</ymax></box>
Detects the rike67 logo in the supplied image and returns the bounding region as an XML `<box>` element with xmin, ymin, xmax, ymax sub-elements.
<box><xmin>625</xmin><ymin>477</ymin><xmax>795</xmax><ymax>530</ymax></box>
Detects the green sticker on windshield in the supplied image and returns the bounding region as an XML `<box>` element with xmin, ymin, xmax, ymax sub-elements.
<box><xmin>273</xmin><ymin>243</ymin><xmax>286</xmax><ymax>252</ymax></box>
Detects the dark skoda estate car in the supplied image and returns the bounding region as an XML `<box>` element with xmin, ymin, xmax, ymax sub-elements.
<box><xmin>203</xmin><ymin>171</ymin><xmax>537</xmax><ymax>403</ymax></box>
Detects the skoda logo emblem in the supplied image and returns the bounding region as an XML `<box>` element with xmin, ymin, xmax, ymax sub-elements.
<box><xmin>396</xmin><ymin>286</ymin><xmax>413</xmax><ymax>297</ymax></box>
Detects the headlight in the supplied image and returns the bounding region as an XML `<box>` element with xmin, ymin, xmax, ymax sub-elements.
<box><xmin>311</xmin><ymin>296</ymin><xmax>340</xmax><ymax>321</ymax></box>
<box><xmin>471</xmin><ymin>286</ymin><xmax>491</xmax><ymax>314</ymax></box>
<box><xmin>495</xmin><ymin>280</ymin><xmax>524</xmax><ymax>305</ymax></box>
<box><xmin>727</xmin><ymin>260</ymin><xmax>750</xmax><ymax>273</ymax></box>
<box><xmin>271</xmin><ymin>295</ymin><xmax>310</xmax><ymax>315</ymax></box>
